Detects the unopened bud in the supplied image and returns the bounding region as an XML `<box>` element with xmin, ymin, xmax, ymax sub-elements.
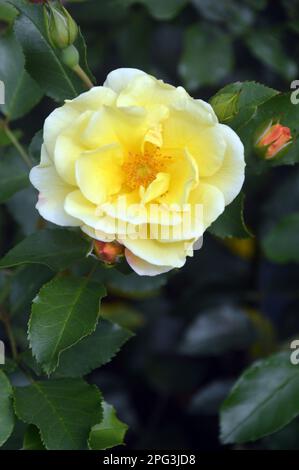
<box><xmin>61</xmin><ymin>45</ymin><xmax>79</xmax><ymax>69</ymax></box>
<box><xmin>94</xmin><ymin>240</ymin><xmax>124</xmax><ymax>265</ymax></box>
<box><xmin>256</xmin><ymin>121</ymin><xmax>292</xmax><ymax>159</ymax></box>
<box><xmin>46</xmin><ymin>2</ymin><xmax>78</xmax><ymax>50</ymax></box>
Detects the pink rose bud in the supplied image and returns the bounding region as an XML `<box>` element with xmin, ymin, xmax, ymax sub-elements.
<box><xmin>94</xmin><ymin>240</ymin><xmax>124</xmax><ymax>265</ymax></box>
<box><xmin>257</xmin><ymin>123</ymin><xmax>292</xmax><ymax>159</ymax></box>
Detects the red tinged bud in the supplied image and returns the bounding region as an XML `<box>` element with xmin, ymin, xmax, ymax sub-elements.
<box><xmin>256</xmin><ymin>122</ymin><xmax>292</xmax><ymax>159</ymax></box>
<box><xmin>94</xmin><ymin>240</ymin><xmax>124</xmax><ymax>265</ymax></box>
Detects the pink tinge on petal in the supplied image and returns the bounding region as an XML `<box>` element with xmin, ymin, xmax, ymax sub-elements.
<box><xmin>125</xmin><ymin>248</ymin><xmax>173</xmax><ymax>277</ymax></box>
<box><xmin>37</xmin><ymin>194</ymin><xmax>46</xmax><ymax>205</ymax></box>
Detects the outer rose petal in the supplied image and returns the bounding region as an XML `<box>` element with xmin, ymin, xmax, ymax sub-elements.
<box><xmin>30</xmin><ymin>146</ymin><xmax>80</xmax><ymax>227</ymax></box>
<box><xmin>104</xmin><ymin>68</ymin><xmax>146</xmax><ymax>94</ymax></box>
<box><xmin>125</xmin><ymin>249</ymin><xmax>173</xmax><ymax>276</ymax></box>
<box><xmin>44</xmin><ymin>87</ymin><xmax>116</xmax><ymax>157</ymax></box>
<box><xmin>65</xmin><ymin>190</ymin><xmax>137</xmax><ymax>235</ymax></box>
<box><xmin>116</xmin><ymin>74</ymin><xmax>217</xmax><ymax>126</ymax></box>
<box><xmin>203</xmin><ymin>124</ymin><xmax>245</xmax><ymax>205</ymax></box>
<box><xmin>81</xmin><ymin>224</ymin><xmax>115</xmax><ymax>243</ymax></box>
<box><xmin>189</xmin><ymin>182</ymin><xmax>225</xmax><ymax>229</ymax></box>
<box><xmin>44</xmin><ymin>105</ymin><xmax>79</xmax><ymax>157</ymax></box>
<box><xmin>65</xmin><ymin>86</ymin><xmax>116</xmax><ymax>111</ymax></box>
<box><xmin>120</xmin><ymin>237</ymin><xmax>188</xmax><ymax>268</ymax></box>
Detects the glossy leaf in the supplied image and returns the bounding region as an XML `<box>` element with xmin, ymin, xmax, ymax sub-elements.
<box><xmin>55</xmin><ymin>319</ymin><xmax>133</xmax><ymax>377</ymax></box>
<box><xmin>89</xmin><ymin>402</ymin><xmax>128</xmax><ymax>450</ymax></box>
<box><xmin>0</xmin><ymin>29</ymin><xmax>43</xmax><ymax>120</ymax></box>
<box><xmin>14</xmin><ymin>378</ymin><xmax>103</xmax><ymax>450</ymax></box>
<box><xmin>0</xmin><ymin>229</ymin><xmax>91</xmax><ymax>271</ymax></box>
<box><xmin>0</xmin><ymin>371</ymin><xmax>15</xmax><ymax>446</ymax></box>
<box><xmin>209</xmin><ymin>193</ymin><xmax>250</xmax><ymax>239</ymax></box>
<box><xmin>10</xmin><ymin>0</ymin><xmax>91</xmax><ymax>101</ymax></box>
<box><xmin>10</xmin><ymin>264</ymin><xmax>53</xmax><ymax>316</ymax></box>
<box><xmin>210</xmin><ymin>81</ymin><xmax>278</xmax><ymax>125</ymax></box>
<box><xmin>23</xmin><ymin>425</ymin><xmax>45</xmax><ymax>450</ymax></box>
<box><xmin>29</xmin><ymin>276</ymin><xmax>106</xmax><ymax>374</ymax></box>
<box><xmin>221</xmin><ymin>352</ymin><xmax>299</xmax><ymax>443</ymax></box>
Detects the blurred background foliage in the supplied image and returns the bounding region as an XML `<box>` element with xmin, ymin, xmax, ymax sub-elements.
<box><xmin>1</xmin><ymin>0</ymin><xmax>299</xmax><ymax>450</ymax></box>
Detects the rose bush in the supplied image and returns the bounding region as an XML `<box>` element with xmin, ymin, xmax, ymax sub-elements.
<box><xmin>30</xmin><ymin>68</ymin><xmax>245</xmax><ymax>275</ymax></box>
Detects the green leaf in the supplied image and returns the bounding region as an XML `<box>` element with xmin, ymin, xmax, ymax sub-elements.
<box><xmin>23</xmin><ymin>425</ymin><xmax>45</xmax><ymax>450</ymax></box>
<box><xmin>0</xmin><ymin>147</ymin><xmax>29</xmax><ymax>203</ymax></box>
<box><xmin>179</xmin><ymin>24</ymin><xmax>233</xmax><ymax>90</ymax></box>
<box><xmin>209</xmin><ymin>193</ymin><xmax>251</xmax><ymax>238</ymax></box>
<box><xmin>220</xmin><ymin>352</ymin><xmax>299</xmax><ymax>444</ymax></box>
<box><xmin>242</xmin><ymin>92</ymin><xmax>299</xmax><ymax>169</ymax></box>
<box><xmin>55</xmin><ymin>319</ymin><xmax>133</xmax><ymax>377</ymax></box>
<box><xmin>0</xmin><ymin>371</ymin><xmax>15</xmax><ymax>447</ymax></box>
<box><xmin>209</xmin><ymin>92</ymin><xmax>239</xmax><ymax>123</ymax></box>
<box><xmin>0</xmin><ymin>0</ymin><xmax>17</xmax><ymax>23</ymax></box>
<box><xmin>210</xmin><ymin>81</ymin><xmax>278</xmax><ymax>126</ymax></box>
<box><xmin>14</xmin><ymin>378</ymin><xmax>103</xmax><ymax>450</ymax></box>
<box><xmin>29</xmin><ymin>276</ymin><xmax>106</xmax><ymax>374</ymax></box>
<box><xmin>262</xmin><ymin>213</ymin><xmax>299</xmax><ymax>263</ymax></box>
<box><xmin>0</xmin><ymin>229</ymin><xmax>91</xmax><ymax>271</ymax></box>
<box><xmin>10</xmin><ymin>264</ymin><xmax>53</xmax><ymax>316</ymax></box>
<box><xmin>0</xmin><ymin>29</ymin><xmax>43</xmax><ymax>120</ymax></box>
<box><xmin>89</xmin><ymin>402</ymin><xmax>128</xmax><ymax>450</ymax></box>
<box><xmin>10</xmin><ymin>0</ymin><xmax>90</xmax><ymax>101</ymax></box>
<box><xmin>19</xmin><ymin>350</ymin><xmax>44</xmax><ymax>377</ymax></box>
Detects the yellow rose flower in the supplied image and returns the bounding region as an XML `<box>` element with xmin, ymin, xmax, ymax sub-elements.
<box><xmin>30</xmin><ymin>69</ymin><xmax>245</xmax><ymax>276</ymax></box>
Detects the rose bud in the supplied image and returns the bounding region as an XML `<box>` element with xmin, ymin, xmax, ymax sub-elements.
<box><xmin>94</xmin><ymin>241</ymin><xmax>124</xmax><ymax>266</ymax></box>
<box><xmin>46</xmin><ymin>2</ymin><xmax>78</xmax><ymax>50</ymax></box>
<box><xmin>256</xmin><ymin>122</ymin><xmax>292</xmax><ymax>159</ymax></box>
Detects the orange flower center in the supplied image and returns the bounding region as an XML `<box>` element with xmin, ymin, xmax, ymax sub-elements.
<box><xmin>122</xmin><ymin>145</ymin><xmax>171</xmax><ymax>190</ymax></box>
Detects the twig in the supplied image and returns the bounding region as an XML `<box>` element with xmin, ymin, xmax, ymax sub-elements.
<box><xmin>3</xmin><ymin>123</ymin><xmax>33</xmax><ymax>169</ymax></box>
<box><xmin>73</xmin><ymin>64</ymin><xmax>94</xmax><ymax>90</ymax></box>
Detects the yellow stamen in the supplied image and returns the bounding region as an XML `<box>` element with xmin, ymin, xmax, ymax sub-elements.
<box><xmin>122</xmin><ymin>145</ymin><xmax>171</xmax><ymax>190</ymax></box>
